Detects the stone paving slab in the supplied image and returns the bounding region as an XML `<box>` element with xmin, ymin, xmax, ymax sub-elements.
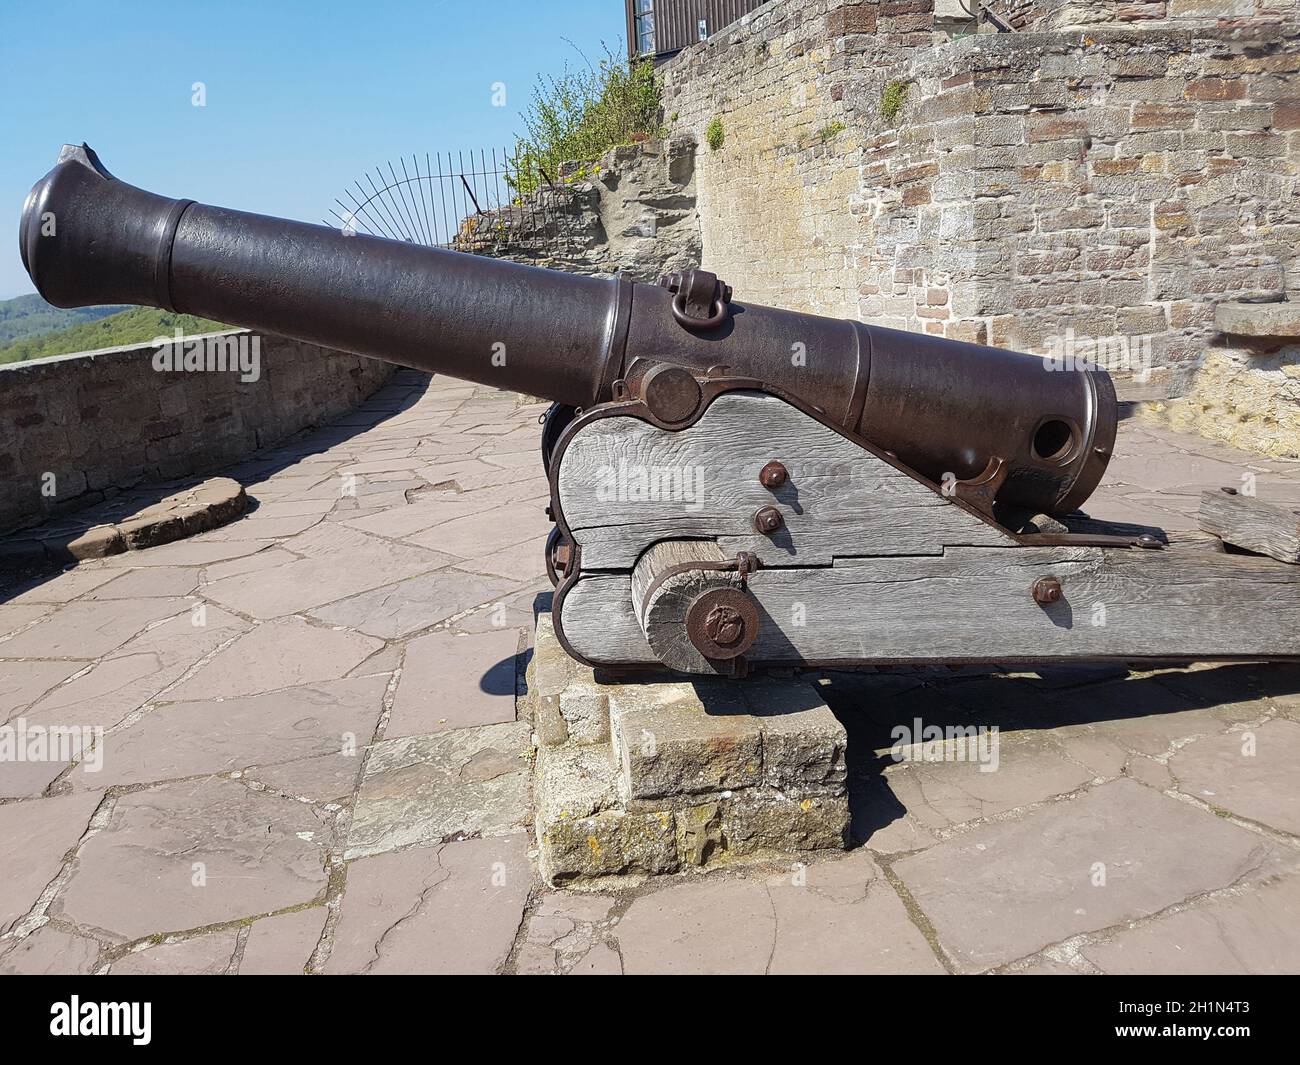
<box><xmin>892</xmin><ymin>779</ymin><xmax>1291</xmax><ymax>973</ymax></box>
<box><xmin>346</xmin><ymin>720</ymin><xmax>533</xmax><ymax>859</ymax></box>
<box><xmin>3</xmin><ymin>372</ymin><xmax>1300</xmax><ymax>974</ymax></box>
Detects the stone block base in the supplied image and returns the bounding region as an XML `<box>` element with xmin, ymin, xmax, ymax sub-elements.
<box><xmin>526</xmin><ymin>613</ymin><xmax>849</xmax><ymax>887</ymax></box>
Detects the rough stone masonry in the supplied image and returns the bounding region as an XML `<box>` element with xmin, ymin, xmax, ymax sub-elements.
<box><xmin>657</xmin><ymin>0</ymin><xmax>1300</xmax><ymax>457</ymax></box>
<box><xmin>527</xmin><ymin>615</ymin><xmax>849</xmax><ymax>886</ymax></box>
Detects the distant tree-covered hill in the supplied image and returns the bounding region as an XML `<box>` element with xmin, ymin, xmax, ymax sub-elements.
<box><xmin>0</xmin><ymin>293</ymin><xmax>128</xmax><ymax>345</ymax></box>
<box><xmin>0</xmin><ymin>306</ymin><xmax>232</xmax><ymax>366</ymax></box>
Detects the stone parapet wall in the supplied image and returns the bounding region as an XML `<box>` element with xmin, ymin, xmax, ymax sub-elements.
<box><xmin>0</xmin><ymin>332</ymin><xmax>394</xmax><ymax>535</ymax></box>
<box><xmin>660</xmin><ymin>0</ymin><xmax>1300</xmax><ymax>455</ymax></box>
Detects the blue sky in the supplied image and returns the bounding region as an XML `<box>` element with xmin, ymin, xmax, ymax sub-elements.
<box><xmin>0</xmin><ymin>0</ymin><xmax>626</xmax><ymax>299</ymax></box>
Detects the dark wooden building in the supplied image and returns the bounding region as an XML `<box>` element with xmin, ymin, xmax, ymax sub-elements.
<box><xmin>625</xmin><ymin>0</ymin><xmax>769</xmax><ymax>64</ymax></box>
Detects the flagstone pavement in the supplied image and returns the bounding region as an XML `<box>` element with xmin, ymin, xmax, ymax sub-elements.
<box><xmin>2</xmin><ymin>368</ymin><xmax>1300</xmax><ymax>975</ymax></box>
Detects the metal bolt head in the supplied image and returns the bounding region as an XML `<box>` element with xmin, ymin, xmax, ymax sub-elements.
<box><xmin>1032</xmin><ymin>576</ymin><xmax>1063</xmax><ymax>604</ymax></box>
<box><xmin>753</xmin><ymin>505</ymin><xmax>784</xmax><ymax>534</ymax></box>
<box><xmin>703</xmin><ymin>604</ymin><xmax>745</xmax><ymax>647</ymax></box>
<box><xmin>759</xmin><ymin>461</ymin><xmax>788</xmax><ymax>490</ymax></box>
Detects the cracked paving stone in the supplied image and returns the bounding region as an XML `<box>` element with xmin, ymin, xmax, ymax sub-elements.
<box><xmin>0</xmin><ymin>604</ymin><xmax>51</xmax><ymax>636</ymax></box>
<box><xmin>0</xmin><ymin>926</ymin><xmax>101</xmax><ymax>974</ymax></box>
<box><xmin>765</xmin><ymin>851</ymin><xmax>945</xmax><ymax>974</ymax></box>
<box><xmin>326</xmin><ymin>834</ymin><xmax>531</xmax><ymax>974</ymax></box>
<box><xmin>100</xmin><ymin>538</ymin><xmax>280</xmax><ymax>568</ymax></box>
<box><xmin>24</xmin><ymin>606</ymin><xmax>249</xmax><ymax>731</ymax></box>
<box><xmin>615</xmin><ymin>875</ymin><xmax>777</xmax><ymax>975</ymax></box>
<box><xmin>242</xmin><ymin>752</ymin><xmax>367</xmax><ymax>806</ymax></box>
<box><xmin>165</xmin><ymin>618</ymin><xmax>382</xmax><ymax>701</ymax></box>
<box><xmin>1169</xmin><ymin>719</ymin><xmax>1300</xmax><ymax>835</ymax></box>
<box><xmin>203</xmin><ymin>524</ymin><xmax>455</xmax><ymax>619</ymax></box>
<box><xmin>307</xmin><ymin>568</ymin><xmax>518</xmax><ymax>638</ymax></box>
<box><xmin>346</xmin><ymin>720</ymin><xmax>531</xmax><ymax>859</ymax></box>
<box><xmin>1</xmin><ymin>566</ymin><xmax>120</xmax><ymax>603</ymax></box>
<box><xmin>82</xmin><ymin>567</ymin><xmax>201</xmax><ymax>599</ymax></box>
<box><xmin>239</xmin><ymin>907</ymin><xmax>327</xmax><ymax>974</ymax></box>
<box><xmin>1</xmin><ymin>660</ymin><xmax>89</xmax><ymax>722</ymax></box>
<box><xmin>1080</xmin><ymin>872</ymin><xmax>1300</xmax><ymax>975</ymax></box>
<box><xmin>882</xmin><ymin>733</ymin><xmax>1096</xmax><ymax>833</ymax></box>
<box><xmin>514</xmin><ymin>893</ymin><xmax>618</xmax><ymax>975</ymax></box>
<box><xmin>71</xmin><ymin>675</ymin><xmax>388</xmax><ymax>791</ymax></box>
<box><xmin>387</xmin><ymin>628</ymin><xmax>521</xmax><ymax>738</ymax></box>
<box><xmin>0</xmin><ymin>793</ymin><xmax>101</xmax><ymax>935</ymax></box>
<box><xmin>892</xmin><ymin>779</ymin><xmax>1293</xmax><ymax>973</ymax></box>
<box><xmin>0</xmin><ymin>598</ymin><xmax>191</xmax><ymax>660</ymax></box>
<box><xmin>111</xmin><ymin>931</ymin><xmax>239</xmax><ymax>974</ymax></box>
<box><xmin>54</xmin><ymin>778</ymin><xmax>329</xmax><ymax>941</ymax></box>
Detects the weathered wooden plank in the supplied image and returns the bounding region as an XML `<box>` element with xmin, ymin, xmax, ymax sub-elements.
<box><xmin>559</xmin><ymin>543</ymin><xmax>1300</xmax><ymax>668</ymax></box>
<box><xmin>1199</xmin><ymin>488</ymin><xmax>1300</xmax><ymax>564</ymax></box>
<box><xmin>557</xmin><ymin>391</ymin><xmax>1013</xmax><ymax>569</ymax></box>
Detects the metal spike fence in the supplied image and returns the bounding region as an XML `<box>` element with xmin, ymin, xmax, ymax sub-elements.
<box><xmin>325</xmin><ymin>149</ymin><xmax>586</xmax><ymax>259</ymax></box>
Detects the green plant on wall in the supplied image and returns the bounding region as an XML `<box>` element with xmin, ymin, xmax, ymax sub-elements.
<box><xmin>706</xmin><ymin>116</ymin><xmax>725</xmax><ymax>151</ymax></box>
<box><xmin>510</xmin><ymin>45</ymin><xmax>664</xmax><ymax>198</ymax></box>
<box><xmin>881</xmin><ymin>80</ymin><xmax>909</xmax><ymax>123</ymax></box>
<box><xmin>817</xmin><ymin>121</ymin><xmax>845</xmax><ymax>143</ymax></box>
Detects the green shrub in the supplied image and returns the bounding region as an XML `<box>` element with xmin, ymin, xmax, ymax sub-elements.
<box><xmin>817</xmin><ymin>121</ymin><xmax>846</xmax><ymax>143</ymax></box>
<box><xmin>511</xmin><ymin>46</ymin><xmax>663</xmax><ymax>198</ymax></box>
<box><xmin>881</xmin><ymin>80</ymin><xmax>909</xmax><ymax>124</ymax></box>
<box><xmin>706</xmin><ymin>116</ymin><xmax>725</xmax><ymax>151</ymax></box>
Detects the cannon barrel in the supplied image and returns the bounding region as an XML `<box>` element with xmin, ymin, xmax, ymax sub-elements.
<box><xmin>20</xmin><ymin>144</ymin><xmax>1115</xmax><ymax>514</ymax></box>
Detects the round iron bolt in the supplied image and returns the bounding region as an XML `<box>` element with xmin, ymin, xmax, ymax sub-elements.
<box><xmin>641</xmin><ymin>363</ymin><xmax>702</xmax><ymax>424</ymax></box>
<box><xmin>753</xmin><ymin>506</ymin><xmax>784</xmax><ymax>534</ymax></box>
<box><xmin>1032</xmin><ymin>576</ymin><xmax>1063</xmax><ymax>604</ymax></box>
<box><xmin>759</xmin><ymin>461</ymin><xmax>788</xmax><ymax>490</ymax></box>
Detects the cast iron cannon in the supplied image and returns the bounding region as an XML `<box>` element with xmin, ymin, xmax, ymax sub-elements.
<box><xmin>19</xmin><ymin>145</ymin><xmax>1300</xmax><ymax>674</ymax></box>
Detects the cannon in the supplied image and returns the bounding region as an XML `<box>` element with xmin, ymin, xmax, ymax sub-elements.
<box><xmin>20</xmin><ymin>144</ymin><xmax>1300</xmax><ymax>674</ymax></box>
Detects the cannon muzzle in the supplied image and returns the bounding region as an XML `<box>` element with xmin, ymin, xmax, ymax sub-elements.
<box><xmin>21</xmin><ymin>144</ymin><xmax>1116</xmax><ymax>514</ymax></box>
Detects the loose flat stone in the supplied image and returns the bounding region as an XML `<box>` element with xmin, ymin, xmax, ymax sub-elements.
<box><xmin>71</xmin><ymin>676</ymin><xmax>387</xmax><ymax>790</ymax></box>
<box><xmin>308</xmin><ymin>568</ymin><xmax>517</xmax><ymax>638</ymax></box>
<box><xmin>892</xmin><ymin>779</ymin><xmax>1285</xmax><ymax>972</ymax></box>
<box><xmin>0</xmin><ymin>598</ymin><xmax>190</xmax><ymax>659</ymax></box>
<box><xmin>55</xmin><ymin>778</ymin><xmax>329</xmax><ymax>940</ymax></box>
<box><xmin>326</xmin><ymin>835</ymin><xmax>532</xmax><ymax>974</ymax></box>
<box><xmin>239</xmin><ymin>907</ymin><xmax>327</xmax><ymax>974</ymax></box>
<box><xmin>766</xmin><ymin>851</ymin><xmax>945</xmax><ymax>975</ymax></box>
<box><xmin>111</xmin><ymin>932</ymin><xmax>238</xmax><ymax>975</ymax></box>
<box><xmin>615</xmin><ymin>876</ymin><xmax>775</xmax><ymax>975</ymax></box>
<box><xmin>387</xmin><ymin>628</ymin><xmax>521</xmax><ymax>738</ymax></box>
<box><xmin>346</xmin><ymin>720</ymin><xmax>532</xmax><ymax>858</ymax></box>
<box><xmin>165</xmin><ymin>619</ymin><xmax>382</xmax><ymax>701</ymax></box>
<box><xmin>1169</xmin><ymin>719</ymin><xmax>1300</xmax><ymax>834</ymax></box>
<box><xmin>0</xmin><ymin>927</ymin><xmax>101</xmax><ymax>974</ymax></box>
<box><xmin>1081</xmin><ymin>872</ymin><xmax>1300</xmax><ymax>974</ymax></box>
<box><xmin>0</xmin><ymin>793</ymin><xmax>101</xmax><ymax>934</ymax></box>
